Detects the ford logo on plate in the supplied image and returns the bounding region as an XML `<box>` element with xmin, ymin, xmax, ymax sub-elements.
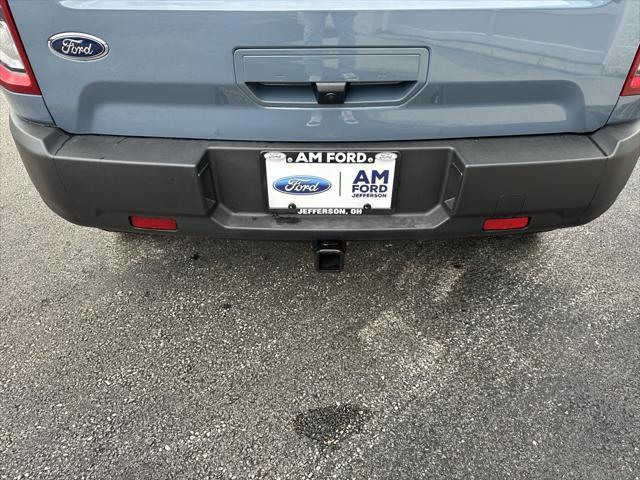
<box><xmin>273</xmin><ymin>176</ymin><xmax>332</xmax><ymax>195</ymax></box>
<box><xmin>375</xmin><ymin>152</ymin><xmax>398</xmax><ymax>162</ymax></box>
<box><xmin>264</xmin><ymin>152</ymin><xmax>287</xmax><ymax>162</ymax></box>
<box><xmin>48</xmin><ymin>33</ymin><xmax>109</xmax><ymax>61</ymax></box>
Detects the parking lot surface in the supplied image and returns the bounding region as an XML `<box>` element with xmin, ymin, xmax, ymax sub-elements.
<box><xmin>1</xmin><ymin>96</ymin><xmax>639</xmax><ymax>479</ymax></box>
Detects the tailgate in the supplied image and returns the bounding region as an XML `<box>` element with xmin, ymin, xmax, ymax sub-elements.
<box><xmin>9</xmin><ymin>0</ymin><xmax>640</xmax><ymax>141</ymax></box>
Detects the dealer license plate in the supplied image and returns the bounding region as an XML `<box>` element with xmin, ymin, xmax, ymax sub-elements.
<box><xmin>263</xmin><ymin>151</ymin><xmax>398</xmax><ymax>215</ymax></box>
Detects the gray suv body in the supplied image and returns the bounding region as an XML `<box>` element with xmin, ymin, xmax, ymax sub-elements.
<box><xmin>2</xmin><ymin>0</ymin><xmax>640</xmax><ymax>242</ymax></box>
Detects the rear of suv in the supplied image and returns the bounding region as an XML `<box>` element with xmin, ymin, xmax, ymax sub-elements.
<box><xmin>2</xmin><ymin>1</ymin><xmax>639</xmax><ymax>252</ymax></box>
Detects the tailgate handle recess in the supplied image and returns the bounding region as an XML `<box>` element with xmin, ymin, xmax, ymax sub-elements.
<box><xmin>235</xmin><ymin>48</ymin><xmax>429</xmax><ymax>107</ymax></box>
<box><xmin>245</xmin><ymin>81</ymin><xmax>418</xmax><ymax>106</ymax></box>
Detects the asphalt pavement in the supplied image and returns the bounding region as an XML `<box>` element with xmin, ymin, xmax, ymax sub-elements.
<box><xmin>1</xmin><ymin>95</ymin><xmax>639</xmax><ymax>479</ymax></box>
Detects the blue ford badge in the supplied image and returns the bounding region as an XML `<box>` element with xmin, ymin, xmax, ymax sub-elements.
<box><xmin>273</xmin><ymin>176</ymin><xmax>331</xmax><ymax>195</ymax></box>
<box><xmin>48</xmin><ymin>33</ymin><xmax>109</xmax><ymax>61</ymax></box>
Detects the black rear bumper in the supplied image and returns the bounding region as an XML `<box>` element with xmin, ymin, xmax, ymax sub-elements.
<box><xmin>10</xmin><ymin>114</ymin><xmax>640</xmax><ymax>240</ymax></box>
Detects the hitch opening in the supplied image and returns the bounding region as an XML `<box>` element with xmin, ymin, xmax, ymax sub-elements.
<box><xmin>313</xmin><ymin>240</ymin><xmax>346</xmax><ymax>273</ymax></box>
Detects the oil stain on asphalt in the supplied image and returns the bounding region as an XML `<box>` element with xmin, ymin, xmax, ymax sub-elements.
<box><xmin>294</xmin><ymin>404</ymin><xmax>372</xmax><ymax>447</ymax></box>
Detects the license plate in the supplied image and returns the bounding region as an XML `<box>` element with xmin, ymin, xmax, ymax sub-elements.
<box><xmin>263</xmin><ymin>151</ymin><xmax>398</xmax><ymax>215</ymax></box>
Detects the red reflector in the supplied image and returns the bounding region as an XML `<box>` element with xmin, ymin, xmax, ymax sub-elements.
<box><xmin>621</xmin><ymin>47</ymin><xmax>640</xmax><ymax>96</ymax></box>
<box><xmin>129</xmin><ymin>216</ymin><xmax>177</xmax><ymax>231</ymax></box>
<box><xmin>483</xmin><ymin>217</ymin><xmax>530</xmax><ymax>231</ymax></box>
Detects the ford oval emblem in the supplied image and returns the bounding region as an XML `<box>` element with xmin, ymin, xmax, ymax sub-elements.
<box><xmin>264</xmin><ymin>152</ymin><xmax>287</xmax><ymax>162</ymax></box>
<box><xmin>375</xmin><ymin>152</ymin><xmax>398</xmax><ymax>162</ymax></box>
<box><xmin>48</xmin><ymin>33</ymin><xmax>109</xmax><ymax>61</ymax></box>
<box><xmin>273</xmin><ymin>176</ymin><xmax>332</xmax><ymax>195</ymax></box>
